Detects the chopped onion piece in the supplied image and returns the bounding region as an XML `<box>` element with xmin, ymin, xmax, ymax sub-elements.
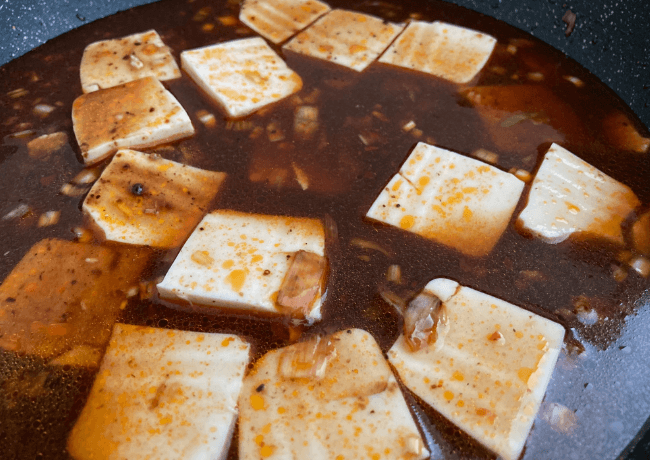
<box><xmin>379</xmin><ymin>286</ymin><xmax>408</xmax><ymax>314</ymax></box>
<box><xmin>510</xmin><ymin>168</ymin><xmax>532</xmax><ymax>182</ymax></box>
<box><xmin>402</xmin><ymin>120</ymin><xmax>416</xmax><ymax>132</ymax></box>
<box><xmin>292</xmin><ymin>162</ymin><xmax>310</xmax><ymax>190</ymax></box>
<box><xmin>60</xmin><ymin>183</ymin><xmax>90</xmax><ymax>197</ymax></box>
<box><xmin>9</xmin><ymin>129</ymin><xmax>35</xmax><ymax>139</ymax></box>
<box><xmin>630</xmin><ymin>256</ymin><xmax>650</xmax><ymax>278</ymax></box>
<box><xmin>403</xmin><ymin>292</ymin><xmax>447</xmax><ymax>351</ymax></box>
<box><xmin>2</xmin><ymin>204</ymin><xmax>30</xmax><ymax>221</ymax></box>
<box><xmin>350</xmin><ymin>238</ymin><xmax>392</xmax><ymax>257</ymax></box>
<box><xmin>8</xmin><ymin>88</ymin><xmax>28</xmax><ymax>98</ymax></box>
<box><xmin>278</xmin><ymin>335</ymin><xmax>336</xmax><ymax>380</ymax></box>
<box><xmin>196</xmin><ymin>109</ymin><xmax>217</xmax><ymax>127</ymax></box>
<box><xmin>33</xmin><ymin>104</ymin><xmax>55</xmax><ymax>117</ymax></box>
<box><xmin>563</xmin><ymin>75</ymin><xmax>584</xmax><ymax>87</ymax></box>
<box><xmin>277</xmin><ymin>251</ymin><xmax>327</xmax><ymax>318</ymax></box>
<box><xmin>473</xmin><ymin>148</ymin><xmax>499</xmax><ymax>164</ymax></box>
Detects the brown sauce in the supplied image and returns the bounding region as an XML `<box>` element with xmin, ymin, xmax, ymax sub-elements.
<box><xmin>0</xmin><ymin>0</ymin><xmax>649</xmax><ymax>458</ymax></box>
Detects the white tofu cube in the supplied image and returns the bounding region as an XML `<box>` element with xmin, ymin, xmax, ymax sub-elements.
<box><xmin>67</xmin><ymin>324</ymin><xmax>250</xmax><ymax>460</ymax></box>
<box><xmin>239</xmin><ymin>328</ymin><xmax>429</xmax><ymax>460</ymax></box>
<box><xmin>388</xmin><ymin>279</ymin><xmax>565</xmax><ymax>460</ymax></box>
<box><xmin>80</xmin><ymin>30</ymin><xmax>181</xmax><ymax>93</ymax></box>
<box><xmin>518</xmin><ymin>143</ymin><xmax>640</xmax><ymax>244</ymax></box>
<box><xmin>283</xmin><ymin>9</ymin><xmax>404</xmax><ymax>72</ymax></box>
<box><xmin>157</xmin><ymin>210</ymin><xmax>326</xmax><ymax>322</ymax></box>
<box><xmin>72</xmin><ymin>76</ymin><xmax>195</xmax><ymax>164</ymax></box>
<box><xmin>366</xmin><ymin>142</ymin><xmax>524</xmax><ymax>257</ymax></box>
<box><xmin>379</xmin><ymin>21</ymin><xmax>497</xmax><ymax>84</ymax></box>
<box><xmin>240</xmin><ymin>0</ymin><xmax>330</xmax><ymax>44</ymax></box>
<box><xmin>83</xmin><ymin>149</ymin><xmax>226</xmax><ymax>248</ymax></box>
<box><xmin>181</xmin><ymin>37</ymin><xmax>303</xmax><ymax>118</ymax></box>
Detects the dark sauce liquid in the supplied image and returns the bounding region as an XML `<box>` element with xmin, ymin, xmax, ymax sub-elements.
<box><xmin>0</xmin><ymin>0</ymin><xmax>649</xmax><ymax>458</ymax></box>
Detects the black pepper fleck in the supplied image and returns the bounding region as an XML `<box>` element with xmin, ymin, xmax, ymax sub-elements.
<box><xmin>131</xmin><ymin>183</ymin><xmax>144</xmax><ymax>195</ymax></box>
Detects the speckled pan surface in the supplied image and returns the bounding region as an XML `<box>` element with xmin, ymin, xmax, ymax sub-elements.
<box><xmin>0</xmin><ymin>0</ymin><xmax>648</xmax><ymax>459</ymax></box>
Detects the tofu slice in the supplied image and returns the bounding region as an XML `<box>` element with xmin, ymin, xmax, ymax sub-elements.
<box><xmin>80</xmin><ymin>30</ymin><xmax>181</xmax><ymax>93</ymax></box>
<box><xmin>157</xmin><ymin>210</ymin><xmax>326</xmax><ymax>322</ymax></box>
<box><xmin>378</xmin><ymin>21</ymin><xmax>497</xmax><ymax>84</ymax></box>
<box><xmin>239</xmin><ymin>329</ymin><xmax>429</xmax><ymax>460</ymax></box>
<box><xmin>283</xmin><ymin>9</ymin><xmax>404</xmax><ymax>72</ymax></box>
<box><xmin>83</xmin><ymin>149</ymin><xmax>226</xmax><ymax>248</ymax></box>
<box><xmin>0</xmin><ymin>239</ymin><xmax>150</xmax><ymax>362</ymax></box>
<box><xmin>388</xmin><ymin>279</ymin><xmax>565</xmax><ymax>460</ymax></box>
<box><xmin>72</xmin><ymin>76</ymin><xmax>195</xmax><ymax>165</ymax></box>
<box><xmin>517</xmin><ymin>143</ymin><xmax>640</xmax><ymax>244</ymax></box>
<box><xmin>239</xmin><ymin>0</ymin><xmax>331</xmax><ymax>44</ymax></box>
<box><xmin>181</xmin><ymin>37</ymin><xmax>303</xmax><ymax>118</ymax></box>
<box><xmin>366</xmin><ymin>142</ymin><xmax>524</xmax><ymax>257</ymax></box>
<box><xmin>67</xmin><ymin>324</ymin><xmax>250</xmax><ymax>460</ymax></box>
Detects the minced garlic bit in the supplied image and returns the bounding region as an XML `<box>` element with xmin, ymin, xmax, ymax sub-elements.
<box><xmin>402</xmin><ymin>120</ymin><xmax>416</xmax><ymax>132</ymax></box>
<box><xmin>33</xmin><ymin>104</ymin><xmax>55</xmax><ymax>117</ymax></box>
<box><xmin>630</xmin><ymin>256</ymin><xmax>650</xmax><ymax>278</ymax></box>
<box><xmin>563</xmin><ymin>75</ymin><xmax>584</xmax><ymax>87</ymax></box>
<box><xmin>2</xmin><ymin>203</ymin><xmax>30</xmax><ymax>221</ymax></box>
<box><xmin>472</xmin><ymin>148</ymin><xmax>499</xmax><ymax>164</ymax></box>
<box><xmin>38</xmin><ymin>211</ymin><xmax>60</xmax><ymax>227</ymax></box>
<box><xmin>196</xmin><ymin>109</ymin><xmax>217</xmax><ymax>128</ymax></box>
<box><xmin>294</xmin><ymin>106</ymin><xmax>319</xmax><ymax>140</ymax></box>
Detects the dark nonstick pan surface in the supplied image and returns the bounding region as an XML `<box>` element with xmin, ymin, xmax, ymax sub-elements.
<box><xmin>0</xmin><ymin>0</ymin><xmax>648</xmax><ymax>459</ymax></box>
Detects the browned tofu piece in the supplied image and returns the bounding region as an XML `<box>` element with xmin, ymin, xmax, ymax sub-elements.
<box><xmin>460</xmin><ymin>84</ymin><xmax>588</xmax><ymax>154</ymax></box>
<box><xmin>0</xmin><ymin>239</ymin><xmax>150</xmax><ymax>360</ymax></box>
<box><xmin>71</xmin><ymin>76</ymin><xmax>194</xmax><ymax>165</ymax></box>
<box><xmin>83</xmin><ymin>149</ymin><xmax>226</xmax><ymax>248</ymax></box>
<box><xmin>602</xmin><ymin>111</ymin><xmax>650</xmax><ymax>154</ymax></box>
